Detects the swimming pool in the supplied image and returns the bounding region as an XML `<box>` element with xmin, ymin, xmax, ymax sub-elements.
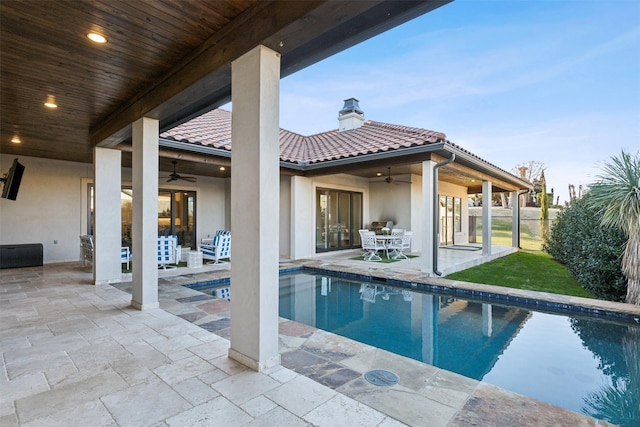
<box><xmin>191</xmin><ymin>269</ymin><xmax>640</xmax><ymax>426</ymax></box>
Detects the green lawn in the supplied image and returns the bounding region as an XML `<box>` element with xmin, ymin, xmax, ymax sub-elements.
<box><xmin>449</xmin><ymin>218</ymin><xmax>592</xmax><ymax>298</ymax></box>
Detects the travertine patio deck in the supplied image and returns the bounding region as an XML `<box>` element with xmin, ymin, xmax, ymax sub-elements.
<box><xmin>3</xmin><ymin>253</ymin><xmax>632</xmax><ymax>425</ymax></box>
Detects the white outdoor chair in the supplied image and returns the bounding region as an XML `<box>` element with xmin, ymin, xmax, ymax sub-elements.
<box><xmin>80</xmin><ymin>235</ymin><xmax>130</xmax><ymax>270</ymax></box>
<box><xmin>388</xmin><ymin>231</ymin><xmax>412</xmax><ymax>260</ymax></box>
<box><xmin>157</xmin><ymin>235</ymin><xmax>179</xmax><ymax>269</ymax></box>
<box><xmin>359</xmin><ymin>229</ymin><xmax>385</xmax><ymax>261</ymax></box>
<box><xmin>199</xmin><ymin>230</ymin><xmax>231</xmax><ymax>264</ymax></box>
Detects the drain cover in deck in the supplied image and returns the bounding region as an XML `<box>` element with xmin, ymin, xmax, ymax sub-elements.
<box><xmin>364</xmin><ymin>369</ymin><xmax>399</xmax><ymax>386</ymax></box>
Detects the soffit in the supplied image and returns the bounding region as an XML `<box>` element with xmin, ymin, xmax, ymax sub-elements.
<box><xmin>1</xmin><ymin>0</ymin><xmax>450</xmax><ymax>165</ymax></box>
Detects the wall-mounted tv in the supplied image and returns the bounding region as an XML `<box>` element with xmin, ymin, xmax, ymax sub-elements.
<box><xmin>1</xmin><ymin>158</ymin><xmax>25</xmax><ymax>201</ymax></box>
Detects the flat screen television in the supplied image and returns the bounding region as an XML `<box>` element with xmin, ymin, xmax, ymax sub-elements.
<box><xmin>1</xmin><ymin>158</ymin><xmax>25</xmax><ymax>200</ymax></box>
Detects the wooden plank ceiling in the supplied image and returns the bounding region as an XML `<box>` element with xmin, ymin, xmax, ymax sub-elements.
<box><xmin>1</xmin><ymin>0</ymin><xmax>449</xmax><ymax>169</ymax></box>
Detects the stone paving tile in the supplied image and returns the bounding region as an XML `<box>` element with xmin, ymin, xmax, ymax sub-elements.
<box><xmin>211</xmin><ymin>369</ymin><xmax>281</xmax><ymax>406</ymax></box>
<box><xmin>264</xmin><ymin>375</ymin><xmax>336</xmax><ymax>417</ymax></box>
<box><xmin>165</xmin><ymin>396</ymin><xmax>252</xmax><ymax>427</ymax></box>
<box><xmin>240</xmin><ymin>395</ymin><xmax>278</xmax><ymax>418</ymax></box>
<box><xmin>176</xmin><ymin>294</ymin><xmax>215</xmax><ymax>303</ymax></box>
<box><xmin>279</xmin><ymin>320</ymin><xmax>317</xmax><ymax>338</ymax></box>
<box><xmin>177</xmin><ymin>311</ymin><xmax>208</xmax><ymax>323</ymax></box>
<box><xmin>0</xmin><ymin>372</ymin><xmax>49</xmax><ymax>406</ymax></box>
<box><xmin>303</xmin><ymin>393</ymin><xmax>387</xmax><ymax>427</ymax></box>
<box><xmin>198</xmin><ymin>318</ymin><xmax>230</xmax><ymax>333</ymax></box>
<box><xmin>188</xmin><ymin>340</ymin><xmax>230</xmax><ymax>361</ymax></box>
<box><xmin>172</xmin><ymin>377</ymin><xmax>221</xmax><ymax>406</ymax></box>
<box><xmin>21</xmin><ymin>399</ymin><xmax>116</xmax><ymax>427</ymax></box>
<box><xmin>5</xmin><ymin>350</ymin><xmax>75</xmax><ymax>381</ymax></box>
<box><xmin>337</xmin><ymin>376</ymin><xmax>458</xmax><ymax>427</ymax></box>
<box><xmin>67</xmin><ymin>337</ymin><xmax>131</xmax><ymax>371</ymax></box>
<box><xmin>15</xmin><ymin>369</ymin><xmax>127</xmax><ymax>424</ymax></box>
<box><xmin>195</xmin><ymin>299</ymin><xmax>231</xmax><ymax>314</ymax></box>
<box><xmin>153</xmin><ymin>355</ymin><xmax>215</xmax><ymax>385</ymax></box>
<box><xmin>101</xmin><ymin>376</ymin><xmax>192</xmax><ymax>426</ymax></box>
<box><xmin>450</xmin><ymin>382</ymin><xmax>615</xmax><ymax>427</ymax></box>
<box><xmin>247</xmin><ymin>406</ymin><xmax>311</xmax><ymax>427</ymax></box>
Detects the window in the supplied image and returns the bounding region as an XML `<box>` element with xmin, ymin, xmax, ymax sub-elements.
<box><xmin>316</xmin><ymin>188</ymin><xmax>363</xmax><ymax>252</ymax></box>
<box><xmin>88</xmin><ymin>185</ymin><xmax>196</xmax><ymax>249</ymax></box>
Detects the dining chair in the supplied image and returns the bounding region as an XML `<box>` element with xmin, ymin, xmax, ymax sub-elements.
<box><xmin>359</xmin><ymin>230</ymin><xmax>385</xmax><ymax>261</ymax></box>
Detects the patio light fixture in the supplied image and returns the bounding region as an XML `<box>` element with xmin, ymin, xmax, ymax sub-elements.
<box><xmin>87</xmin><ymin>32</ymin><xmax>107</xmax><ymax>44</ymax></box>
<box><xmin>44</xmin><ymin>95</ymin><xmax>57</xmax><ymax>109</ymax></box>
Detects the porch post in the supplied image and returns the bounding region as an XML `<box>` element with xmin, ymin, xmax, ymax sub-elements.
<box><xmin>511</xmin><ymin>191</ymin><xmax>519</xmax><ymax>248</ymax></box>
<box><xmin>229</xmin><ymin>45</ymin><xmax>281</xmax><ymax>371</ymax></box>
<box><xmin>131</xmin><ymin>117</ymin><xmax>159</xmax><ymax>311</ymax></box>
<box><xmin>290</xmin><ymin>175</ymin><xmax>313</xmax><ymax>260</ymax></box>
<box><xmin>93</xmin><ymin>147</ymin><xmax>122</xmax><ymax>285</ymax></box>
<box><xmin>421</xmin><ymin>160</ymin><xmax>436</xmax><ymax>275</ymax></box>
<box><xmin>482</xmin><ymin>180</ymin><xmax>492</xmax><ymax>256</ymax></box>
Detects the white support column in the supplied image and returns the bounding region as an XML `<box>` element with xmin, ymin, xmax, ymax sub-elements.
<box><xmin>482</xmin><ymin>303</ymin><xmax>493</xmax><ymax>337</ymax></box>
<box><xmin>229</xmin><ymin>45</ymin><xmax>281</xmax><ymax>372</ymax></box>
<box><xmin>482</xmin><ymin>180</ymin><xmax>492</xmax><ymax>256</ymax></box>
<box><xmin>421</xmin><ymin>160</ymin><xmax>436</xmax><ymax>275</ymax></box>
<box><xmin>131</xmin><ymin>117</ymin><xmax>159</xmax><ymax>311</ymax></box>
<box><xmin>511</xmin><ymin>191</ymin><xmax>520</xmax><ymax>248</ymax></box>
<box><xmin>93</xmin><ymin>147</ymin><xmax>122</xmax><ymax>285</ymax></box>
<box><xmin>290</xmin><ymin>175</ymin><xmax>313</xmax><ymax>260</ymax></box>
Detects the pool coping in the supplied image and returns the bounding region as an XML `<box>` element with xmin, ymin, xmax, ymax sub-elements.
<box><xmin>184</xmin><ymin>260</ymin><xmax>640</xmax><ymax>323</ymax></box>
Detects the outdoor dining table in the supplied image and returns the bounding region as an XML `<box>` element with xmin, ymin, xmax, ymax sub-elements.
<box><xmin>374</xmin><ymin>235</ymin><xmax>397</xmax><ymax>258</ymax></box>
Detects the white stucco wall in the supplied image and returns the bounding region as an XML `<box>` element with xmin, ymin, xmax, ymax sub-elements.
<box><xmin>279</xmin><ymin>176</ymin><xmax>291</xmax><ymax>258</ymax></box>
<box><xmin>0</xmin><ymin>155</ymin><xmax>92</xmax><ymax>263</ymax></box>
<box><xmin>0</xmin><ymin>155</ymin><xmax>228</xmax><ymax>263</ymax></box>
<box><xmin>369</xmin><ymin>176</ymin><xmax>412</xmax><ymax>229</ymax></box>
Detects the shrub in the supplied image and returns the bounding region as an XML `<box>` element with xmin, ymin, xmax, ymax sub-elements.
<box><xmin>544</xmin><ymin>194</ymin><xmax>627</xmax><ymax>301</ymax></box>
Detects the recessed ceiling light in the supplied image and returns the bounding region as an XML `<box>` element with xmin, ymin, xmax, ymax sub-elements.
<box><xmin>220</xmin><ymin>166</ymin><xmax>226</xmax><ymax>171</ymax></box>
<box><xmin>44</xmin><ymin>95</ymin><xmax>57</xmax><ymax>108</ymax></box>
<box><xmin>376</xmin><ymin>172</ymin><xmax>382</xmax><ymax>176</ymax></box>
<box><xmin>11</xmin><ymin>135</ymin><xmax>21</xmax><ymax>144</ymax></box>
<box><xmin>87</xmin><ymin>32</ymin><xmax>107</xmax><ymax>44</ymax></box>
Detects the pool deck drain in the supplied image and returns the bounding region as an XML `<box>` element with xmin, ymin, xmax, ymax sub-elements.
<box><xmin>364</xmin><ymin>369</ymin><xmax>399</xmax><ymax>386</ymax></box>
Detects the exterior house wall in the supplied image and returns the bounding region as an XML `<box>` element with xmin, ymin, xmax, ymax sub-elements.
<box><xmin>282</xmin><ymin>173</ymin><xmax>370</xmax><ymax>260</ymax></box>
<box><xmin>0</xmin><ymin>155</ymin><xmax>92</xmax><ymax>263</ymax></box>
<box><xmin>0</xmin><ymin>155</ymin><xmax>228</xmax><ymax>263</ymax></box>
<box><xmin>369</xmin><ymin>176</ymin><xmax>412</xmax><ymax>230</ymax></box>
<box><xmin>279</xmin><ymin>176</ymin><xmax>291</xmax><ymax>258</ymax></box>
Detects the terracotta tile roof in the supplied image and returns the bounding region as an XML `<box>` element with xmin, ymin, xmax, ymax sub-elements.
<box><xmin>160</xmin><ymin>109</ymin><xmax>447</xmax><ymax>164</ymax></box>
<box><xmin>161</xmin><ymin>109</ymin><xmax>232</xmax><ymax>152</ymax></box>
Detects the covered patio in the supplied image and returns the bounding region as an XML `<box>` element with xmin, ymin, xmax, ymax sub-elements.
<box><xmin>2</xmin><ymin>259</ymin><xmax>623</xmax><ymax>426</ymax></box>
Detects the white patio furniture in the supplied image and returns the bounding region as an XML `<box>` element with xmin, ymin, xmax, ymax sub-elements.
<box><xmin>199</xmin><ymin>230</ymin><xmax>231</xmax><ymax>264</ymax></box>
<box><xmin>158</xmin><ymin>235</ymin><xmax>180</xmax><ymax>269</ymax></box>
<box><xmin>388</xmin><ymin>231</ymin><xmax>412</xmax><ymax>260</ymax></box>
<box><xmin>79</xmin><ymin>235</ymin><xmax>130</xmax><ymax>270</ymax></box>
<box><xmin>359</xmin><ymin>229</ymin><xmax>385</xmax><ymax>261</ymax></box>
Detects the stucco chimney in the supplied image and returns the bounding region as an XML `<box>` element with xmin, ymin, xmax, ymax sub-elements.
<box><xmin>338</xmin><ymin>98</ymin><xmax>365</xmax><ymax>132</ymax></box>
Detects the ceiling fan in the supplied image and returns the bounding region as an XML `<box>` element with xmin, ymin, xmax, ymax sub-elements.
<box><xmin>384</xmin><ymin>167</ymin><xmax>411</xmax><ymax>184</ymax></box>
<box><xmin>164</xmin><ymin>160</ymin><xmax>196</xmax><ymax>182</ymax></box>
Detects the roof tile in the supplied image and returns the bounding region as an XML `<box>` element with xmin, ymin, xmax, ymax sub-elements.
<box><xmin>159</xmin><ymin>108</ymin><xmax>523</xmax><ymax>184</ymax></box>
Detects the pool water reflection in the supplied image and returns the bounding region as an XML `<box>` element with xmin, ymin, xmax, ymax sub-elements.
<box><xmin>277</xmin><ymin>272</ymin><xmax>640</xmax><ymax>426</ymax></box>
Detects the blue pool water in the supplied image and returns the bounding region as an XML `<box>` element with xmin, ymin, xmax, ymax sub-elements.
<box><xmin>192</xmin><ymin>270</ymin><xmax>640</xmax><ymax>426</ymax></box>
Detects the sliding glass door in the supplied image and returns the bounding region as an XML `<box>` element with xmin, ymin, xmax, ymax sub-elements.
<box><xmin>316</xmin><ymin>188</ymin><xmax>363</xmax><ymax>252</ymax></box>
<box><xmin>158</xmin><ymin>190</ymin><xmax>196</xmax><ymax>249</ymax></box>
<box><xmin>438</xmin><ymin>195</ymin><xmax>461</xmax><ymax>246</ymax></box>
<box><xmin>88</xmin><ymin>186</ymin><xmax>196</xmax><ymax>250</ymax></box>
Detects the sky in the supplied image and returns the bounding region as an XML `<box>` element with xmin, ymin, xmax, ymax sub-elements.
<box><xmin>276</xmin><ymin>0</ymin><xmax>640</xmax><ymax>204</ymax></box>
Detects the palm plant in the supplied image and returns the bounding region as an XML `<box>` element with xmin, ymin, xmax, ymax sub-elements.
<box><xmin>588</xmin><ymin>150</ymin><xmax>640</xmax><ymax>305</ymax></box>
